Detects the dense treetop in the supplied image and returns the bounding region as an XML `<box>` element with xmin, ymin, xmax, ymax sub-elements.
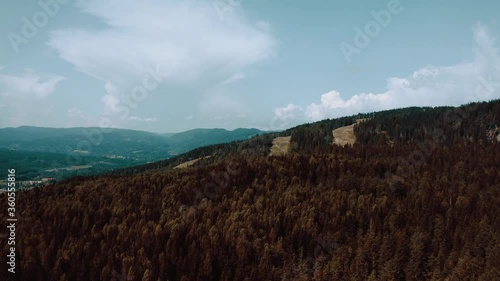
<box><xmin>1</xmin><ymin>100</ymin><xmax>499</xmax><ymax>280</ymax></box>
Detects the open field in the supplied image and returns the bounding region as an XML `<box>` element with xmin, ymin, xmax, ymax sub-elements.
<box><xmin>46</xmin><ymin>165</ymin><xmax>92</xmax><ymax>172</ymax></box>
<box><xmin>174</xmin><ymin>156</ymin><xmax>211</xmax><ymax>169</ymax></box>
<box><xmin>269</xmin><ymin>136</ymin><xmax>291</xmax><ymax>156</ymax></box>
<box><xmin>332</xmin><ymin>124</ymin><xmax>356</xmax><ymax>146</ymax></box>
<box><xmin>174</xmin><ymin>158</ymin><xmax>202</xmax><ymax>169</ymax></box>
<box><xmin>332</xmin><ymin>119</ymin><xmax>367</xmax><ymax>146</ymax></box>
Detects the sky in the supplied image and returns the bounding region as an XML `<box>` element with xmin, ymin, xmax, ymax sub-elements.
<box><xmin>0</xmin><ymin>0</ymin><xmax>499</xmax><ymax>133</ymax></box>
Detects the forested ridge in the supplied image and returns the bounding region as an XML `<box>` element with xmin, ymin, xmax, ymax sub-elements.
<box><xmin>1</xmin><ymin>100</ymin><xmax>500</xmax><ymax>280</ymax></box>
<box><xmin>0</xmin><ymin>127</ymin><xmax>267</xmax><ymax>181</ymax></box>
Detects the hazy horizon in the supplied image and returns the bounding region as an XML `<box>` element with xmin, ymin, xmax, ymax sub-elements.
<box><xmin>0</xmin><ymin>124</ymin><xmax>271</xmax><ymax>135</ymax></box>
<box><xmin>1</xmin><ymin>98</ymin><xmax>498</xmax><ymax>134</ymax></box>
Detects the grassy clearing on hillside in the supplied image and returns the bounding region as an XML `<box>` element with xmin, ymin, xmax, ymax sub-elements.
<box><xmin>332</xmin><ymin>119</ymin><xmax>367</xmax><ymax>146</ymax></box>
<box><xmin>332</xmin><ymin>124</ymin><xmax>356</xmax><ymax>146</ymax></box>
<box><xmin>174</xmin><ymin>156</ymin><xmax>211</xmax><ymax>169</ymax></box>
<box><xmin>269</xmin><ymin>136</ymin><xmax>291</xmax><ymax>156</ymax></box>
<box><xmin>173</xmin><ymin>158</ymin><xmax>202</xmax><ymax>169</ymax></box>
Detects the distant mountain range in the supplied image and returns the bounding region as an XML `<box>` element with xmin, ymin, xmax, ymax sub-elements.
<box><xmin>163</xmin><ymin>128</ymin><xmax>264</xmax><ymax>154</ymax></box>
<box><xmin>0</xmin><ymin>126</ymin><xmax>265</xmax><ymax>181</ymax></box>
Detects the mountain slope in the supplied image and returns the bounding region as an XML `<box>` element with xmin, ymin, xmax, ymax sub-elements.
<box><xmin>0</xmin><ymin>126</ymin><xmax>266</xmax><ymax>181</ymax></box>
<box><xmin>0</xmin><ymin>126</ymin><xmax>170</xmax><ymax>159</ymax></box>
<box><xmin>0</xmin><ymin>126</ymin><xmax>171</xmax><ymax>181</ymax></box>
<box><xmin>165</xmin><ymin>128</ymin><xmax>265</xmax><ymax>154</ymax></box>
<box><xmin>1</xmin><ymin>100</ymin><xmax>500</xmax><ymax>280</ymax></box>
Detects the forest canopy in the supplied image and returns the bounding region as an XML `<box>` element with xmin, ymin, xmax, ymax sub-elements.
<box><xmin>1</xmin><ymin>100</ymin><xmax>499</xmax><ymax>281</ymax></box>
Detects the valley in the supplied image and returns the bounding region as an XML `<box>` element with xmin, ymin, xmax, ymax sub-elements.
<box><xmin>0</xmin><ymin>127</ymin><xmax>264</xmax><ymax>183</ymax></box>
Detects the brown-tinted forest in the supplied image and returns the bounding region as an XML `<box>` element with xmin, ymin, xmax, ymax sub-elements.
<box><xmin>1</xmin><ymin>101</ymin><xmax>500</xmax><ymax>280</ymax></box>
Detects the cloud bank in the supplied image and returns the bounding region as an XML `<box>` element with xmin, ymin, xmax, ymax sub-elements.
<box><xmin>0</xmin><ymin>69</ymin><xmax>65</xmax><ymax>98</ymax></box>
<box><xmin>47</xmin><ymin>0</ymin><xmax>275</xmax><ymax>119</ymax></box>
<box><xmin>274</xmin><ymin>24</ymin><xmax>500</xmax><ymax>127</ymax></box>
<box><xmin>0</xmin><ymin>68</ymin><xmax>65</xmax><ymax>127</ymax></box>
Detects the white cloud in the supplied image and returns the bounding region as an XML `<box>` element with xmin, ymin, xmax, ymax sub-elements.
<box><xmin>128</xmin><ymin>116</ymin><xmax>159</xmax><ymax>122</ymax></box>
<box><xmin>47</xmin><ymin>0</ymin><xmax>275</xmax><ymax>86</ymax></box>
<box><xmin>305</xmin><ymin>90</ymin><xmax>390</xmax><ymax>121</ymax></box>
<box><xmin>0</xmin><ymin>69</ymin><xmax>62</xmax><ymax>127</ymax></box>
<box><xmin>0</xmin><ymin>69</ymin><xmax>65</xmax><ymax>98</ymax></box>
<box><xmin>274</xmin><ymin>103</ymin><xmax>303</xmax><ymax>121</ymax></box>
<box><xmin>100</xmin><ymin>81</ymin><xmax>122</xmax><ymax>115</ymax></box>
<box><xmin>274</xmin><ymin>23</ymin><xmax>500</xmax><ymax>126</ymax></box>
<box><xmin>47</xmin><ymin>0</ymin><xmax>275</xmax><ymax>124</ymax></box>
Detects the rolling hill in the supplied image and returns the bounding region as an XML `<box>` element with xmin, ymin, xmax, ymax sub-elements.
<box><xmin>1</xmin><ymin>100</ymin><xmax>499</xmax><ymax>280</ymax></box>
<box><xmin>163</xmin><ymin>128</ymin><xmax>265</xmax><ymax>154</ymax></box>
<box><xmin>0</xmin><ymin>126</ymin><xmax>266</xmax><ymax>182</ymax></box>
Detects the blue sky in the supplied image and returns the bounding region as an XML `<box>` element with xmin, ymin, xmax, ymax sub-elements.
<box><xmin>0</xmin><ymin>0</ymin><xmax>499</xmax><ymax>133</ymax></box>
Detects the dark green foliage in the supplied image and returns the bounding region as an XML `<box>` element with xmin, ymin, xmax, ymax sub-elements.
<box><xmin>111</xmin><ymin>133</ymin><xmax>276</xmax><ymax>176</ymax></box>
<box><xmin>0</xmin><ymin>126</ymin><xmax>171</xmax><ymax>159</ymax></box>
<box><xmin>355</xmin><ymin>101</ymin><xmax>500</xmax><ymax>145</ymax></box>
<box><xmin>0</xmin><ymin>149</ymin><xmax>145</xmax><ymax>182</ymax></box>
<box><xmin>0</xmin><ymin>127</ymin><xmax>267</xmax><ymax>181</ymax></box>
<box><xmin>164</xmin><ymin>128</ymin><xmax>265</xmax><ymax>154</ymax></box>
<box><xmin>286</xmin><ymin>116</ymin><xmax>357</xmax><ymax>152</ymax></box>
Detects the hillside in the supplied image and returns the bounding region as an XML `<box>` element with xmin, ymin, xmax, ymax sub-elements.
<box><xmin>0</xmin><ymin>127</ymin><xmax>265</xmax><ymax>182</ymax></box>
<box><xmin>0</xmin><ymin>149</ymin><xmax>134</xmax><ymax>182</ymax></box>
<box><xmin>0</xmin><ymin>126</ymin><xmax>171</xmax><ymax>162</ymax></box>
<box><xmin>164</xmin><ymin>128</ymin><xmax>265</xmax><ymax>154</ymax></box>
<box><xmin>1</xmin><ymin>100</ymin><xmax>500</xmax><ymax>280</ymax></box>
<box><xmin>269</xmin><ymin>136</ymin><xmax>291</xmax><ymax>156</ymax></box>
